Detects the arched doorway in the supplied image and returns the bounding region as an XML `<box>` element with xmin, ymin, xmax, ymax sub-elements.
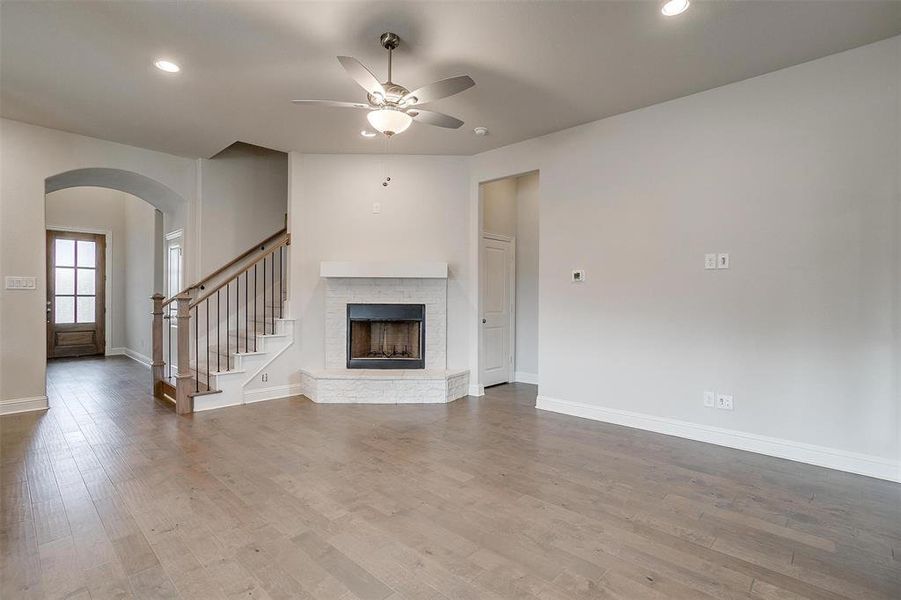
<box><xmin>43</xmin><ymin>169</ymin><xmax>185</xmax><ymax>395</ymax></box>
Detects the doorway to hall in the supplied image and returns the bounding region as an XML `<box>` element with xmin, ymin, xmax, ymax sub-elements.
<box><xmin>478</xmin><ymin>170</ymin><xmax>540</xmax><ymax>395</ymax></box>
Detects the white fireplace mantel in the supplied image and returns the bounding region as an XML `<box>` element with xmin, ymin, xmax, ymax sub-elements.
<box><xmin>320</xmin><ymin>261</ymin><xmax>448</xmax><ymax>279</ymax></box>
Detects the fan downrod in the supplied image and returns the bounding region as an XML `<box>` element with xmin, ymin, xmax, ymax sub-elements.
<box><xmin>380</xmin><ymin>32</ymin><xmax>400</xmax><ymax>51</ymax></box>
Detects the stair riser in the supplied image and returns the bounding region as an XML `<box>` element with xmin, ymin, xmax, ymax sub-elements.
<box><xmin>193</xmin><ymin>321</ymin><xmax>294</xmax><ymax>412</ymax></box>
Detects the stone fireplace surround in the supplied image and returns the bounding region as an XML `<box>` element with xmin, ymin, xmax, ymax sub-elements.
<box><xmin>300</xmin><ymin>262</ymin><xmax>469</xmax><ymax>404</ymax></box>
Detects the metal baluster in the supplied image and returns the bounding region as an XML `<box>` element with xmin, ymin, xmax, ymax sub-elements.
<box><xmin>167</xmin><ymin>311</ymin><xmax>172</xmax><ymax>378</ymax></box>
<box><xmin>270</xmin><ymin>250</ymin><xmax>275</xmax><ymax>332</ymax></box>
<box><xmin>263</xmin><ymin>256</ymin><xmax>267</xmax><ymax>335</ymax></box>
<box><xmin>217</xmin><ymin>290</ymin><xmax>221</xmax><ymax>374</ymax></box>
<box><xmin>279</xmin><ymin>246</ymin><xmax>283</xmax><ymax>319</ymax></box>
<box><xmin>245</xmin><ymin>270</ymin><xmax>249</xmax><ymax>353</ymax></box>
<box><xmin>226</xmin><ymin>282</ymin><xmax>230</xmax><ymax>371</ymax></box>
<box><xmin>194</xmin><ymin>305</ymin><xmax>199</xmax><ymax>392</ymax></box>
<box><xmin>206</xmin><ymin>298</ymin><xmax>210</xmax><ymax>390</ymax></box>
<box><xmin>254</xmin><ymin>264</ymin><xmax>258</xmax><ymax>351</ymax></box>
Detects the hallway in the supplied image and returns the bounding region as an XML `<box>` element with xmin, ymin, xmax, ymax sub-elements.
<box><xmin>1</xmin><ymin>357</ymin><xmax>899</xmax><ymax>599</ymax></box>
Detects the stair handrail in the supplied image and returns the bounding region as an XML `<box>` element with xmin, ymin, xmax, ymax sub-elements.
<box><xmin>161</xmin><ymin>227</ymin><xmax>287</xmax><ymax>308</ymax></box>
<box><xmin>189</xmin><ymin>233</ymin><xmax>290</xmax><ymax>308</ymax></box>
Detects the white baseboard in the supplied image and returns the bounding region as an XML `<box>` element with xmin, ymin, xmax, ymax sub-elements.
<box><xmin>124</xmin><ymin>348</ymin><xmax>151</xmax><ymax>367</ymax></box>
<box><xmin>514</xmin><ymin>371</ymin><xmax>539</xmax><ymax>385</ymax></box>
<box><xmin>468</xmin><ymin>384</ymin><xmax>485</xmax><ymax>397</ymax></box>
<box><xmin>106</xmin><ymin>348</ymin><xmax>153</xmax><ymax>367</ymax></box>
<box><xmin>244</xmin><ymin>384</ymin><xmax>303</xmax><ymax>404</ymax></box>
<box><xmin>0</xmin><ymin>396</ymin><xmax>49</xmax><ymax>416</ymax></box>
<box><xmin>536</xmin><ymin>395</ymin><xmax>900</xmax><ymax>483</ymax></box>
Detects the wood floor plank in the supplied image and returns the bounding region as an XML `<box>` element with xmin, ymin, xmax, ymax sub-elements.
<box><xmin>1</xmin><ymin>356</ymin><xmax>898</xmax><ymax>599</ymax></box>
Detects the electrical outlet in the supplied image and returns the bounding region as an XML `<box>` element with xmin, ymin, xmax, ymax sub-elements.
<box><xmin>704</xmin><ymin>254</ymin><xmax>717</xmax><ymax>270</ymax></box>
<box><xmin>716</xmin><ymin>393</ymin><xmax>733</xmax><ymax>410</ymax></box>
<box><xmin>717</xmin><ymin>253</ymin><xmax>730</xmax><ymax>269</ymax></box>
<box><xmin>703</xmin><ymin>391</ymin><xmax>715</xmax><ymax>408</ymax></box>
<box><xmin>261</xmin><ymin>373</ymin><xmax>269</xmax><ymax>383</ymax></box>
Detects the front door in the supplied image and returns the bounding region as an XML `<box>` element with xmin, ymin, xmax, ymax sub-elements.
<box><xmin>480</xmin><ymin>234</ymin><xmax>514</xmax><ymax>387</ymax></box>
<box><xmin>47</xmin><ymin>230</ymin><xmax>106</xmax><ymax>358</ymax></box>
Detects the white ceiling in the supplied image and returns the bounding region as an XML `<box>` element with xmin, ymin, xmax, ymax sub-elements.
<box><xmin>2</xmin><ymin>1</ymin><xmax>899</xmax><ymax>158</ymax></box>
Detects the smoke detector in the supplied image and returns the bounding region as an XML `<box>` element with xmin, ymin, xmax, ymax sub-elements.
<box><xmin>473</xmin><ymin>126</ymin><xmax>489</xmax><ymax>136</ymax></box>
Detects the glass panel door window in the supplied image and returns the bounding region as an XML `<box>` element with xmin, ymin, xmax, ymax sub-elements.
<box><xmin>167</xmin><ymin>244</ymin><xmax>182</xmax><ymax>320</ymax></box>
<box><xmin>54</xmin><ymin>238</ymin><xmax>97</xmax><ymax>324</ymax></box>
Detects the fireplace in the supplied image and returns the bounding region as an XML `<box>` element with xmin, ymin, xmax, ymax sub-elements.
<box><xmin>346</xmin><ymin>303</ymin><xmax>425</xmax><ymax>369</ymax></box>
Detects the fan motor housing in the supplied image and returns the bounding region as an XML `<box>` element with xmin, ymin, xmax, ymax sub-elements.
<box><xmin>368</xmin><ymin>82</ymin><xmax>411</xmax><ymax>106</ymax></box>
<box><xmin>380</xmin><ymin>32</ymin><xmax>400</xmax><ymax>50</ymax></box>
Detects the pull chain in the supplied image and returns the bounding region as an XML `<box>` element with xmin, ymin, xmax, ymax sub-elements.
<box><xmin>382</xmin><ymin>135</ymin><xmax>391</xmax><ymax>187</ymax></box>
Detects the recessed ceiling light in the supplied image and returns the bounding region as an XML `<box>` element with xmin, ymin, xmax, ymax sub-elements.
<box><xmin>360</xmin><ymin>130</ymin><xmax>377</xmax><ymax>138</ymax></box>
<box><xmin>661</xmin><ymin>0</ymin><xmax>690</xmax><ymax>16</ymax></box>
<box><xmin>473</xmin><ymin>126</ymin><xmax>489</xmax><ymax>137</ymax></box>
<box><xmin>154</xmin><ymin>59</ymin><xmax>180</xmax><ymax>73</ymax></box>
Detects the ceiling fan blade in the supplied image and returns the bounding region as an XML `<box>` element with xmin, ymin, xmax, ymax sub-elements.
<box><xmin>291</xmin><ymin>99</ymin><xmax>370</xmax><ymax>109</ymax></box>
<box><xmin>407</xmin><ymin>109</ymin><xmax>464</xmax><ymax>129</ymax></box>
<box><xmin>402</xmin><ymin>75</ymin><xmax>475</xmax><ymax>106</ymax></box>
<box><xmin>337</xmin><ymin>56</ymin><xmax>385</xmax><ymax>97</ymax></box>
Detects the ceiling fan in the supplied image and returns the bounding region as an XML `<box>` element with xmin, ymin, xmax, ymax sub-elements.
<box><xmin>292</xmin><ymin>32</ymin><xmax>475</xmax><ymax>137</ymax></box>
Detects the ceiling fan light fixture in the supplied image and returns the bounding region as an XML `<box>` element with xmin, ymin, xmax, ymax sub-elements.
<box><xmin>661</xmin><ymin>0</ymin><xmax>690</xmax><ymax>16</ymax></box>
<box><xmin>367</xmin><ymin>108</ymin><xmax>412</xmax><ymax>136</ymax></box>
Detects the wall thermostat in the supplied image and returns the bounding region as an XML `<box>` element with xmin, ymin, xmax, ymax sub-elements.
<box><xmin>572</xmin><ymin>270</ymin><xmax>585</xmax><ymax>282</ymax></box>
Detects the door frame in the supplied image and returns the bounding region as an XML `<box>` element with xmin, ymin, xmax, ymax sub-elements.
<box><xmin>45</xmin><ymin>225</ymin><xmax>113</xmax><ymax>357</ymax></box>
<box><xmin>479</xmin><ymin>231</ymin><xmax>516</xmax><ymax>387</ymax></box>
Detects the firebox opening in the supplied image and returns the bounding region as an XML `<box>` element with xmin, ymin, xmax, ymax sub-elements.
<box><xmin>347</xmin><ymin>303</ymin><xmax>425</xmax><ymax>369</ymax></box>
<box><xmin>350</xmin><ymin>320</ymin><xmax>421</xmax><ymax>360</ymax></box>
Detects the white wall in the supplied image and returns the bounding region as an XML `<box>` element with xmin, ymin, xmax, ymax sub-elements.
<box><xmin>481</xmin><ymin>172</ymin><xmax>540</xmax><ymax>380</ymax></box>
<box><xmin>199</xmin><ymin>142</ymin><xmax>287</xmax><ymax>273</ymax></box>
<box><xmin>123</xmin><ymin>196</ymin><xmax>161</xmax><ymax>361</ymax></box>
<box><xmin>0</xmin><ymin>119</ymin><xmax>196</xmax><ymax>408</ymax></box>
<box><xmin>470</xmin><ymin>36</ymin><xmax>900</xmax><ymax>479</ymax></box>
<box><xmin>514</xmin><ymin>173</ymin><xmax>540</xmax><ymax>379</ymax></box>
<box><xmin>481</xmin><ymin>177</ymin><xmax>518</xmax><ymax>237</ymax></box>
<box><xmin>285</xmin><ymin>154</ymin><xmax>471</xmax><ymax>377</ymax></box>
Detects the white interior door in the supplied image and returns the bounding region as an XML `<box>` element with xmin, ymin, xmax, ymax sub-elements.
<box><xmin>480</xmin><ymin>234</ymin><xmax>514</xmax><ymax>387</ymax></box>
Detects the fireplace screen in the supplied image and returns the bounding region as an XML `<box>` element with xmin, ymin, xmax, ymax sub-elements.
<box><xmin>347</xmin><ymin>304</ymin><xmax>425</xmax><ymax>369</ymax></box>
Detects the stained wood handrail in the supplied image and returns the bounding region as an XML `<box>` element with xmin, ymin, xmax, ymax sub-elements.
<box><xmin>189</xmin><ymin>234</ymin><xmax>290</xmax><ymax>308</ymax></box>
<box><xmin>162</xmin><ymin>228</ymin><xmax>287</xmax><ymax>308</ymax></box>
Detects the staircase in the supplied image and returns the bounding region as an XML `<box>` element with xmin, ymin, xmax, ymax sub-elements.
<box><xmin>151</xmin><ymin>229</ymin><xmax>292</xmax><ymax>414</ymax></box>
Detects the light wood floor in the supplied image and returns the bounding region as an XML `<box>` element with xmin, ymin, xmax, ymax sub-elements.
<box><xmin>2</xmin><ymin>356</ymin><xmax>899</xmax><ymax>599</ymax></box>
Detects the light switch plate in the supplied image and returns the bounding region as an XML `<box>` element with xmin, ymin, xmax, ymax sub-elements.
<box><xmin>704</xmin><ymin>254</ymin><xmax>717</xmax><ymax>270</ymax></box>
<box><xmin>717</xmin><ymin>253</ymin><xmax>730</xmax><ymax>269</ymax></box>
<box><xmin>372</xmin><ymin>202</ymin><xmax>381</xmax><ymax>214</ymax></box>
<box><xmin>572</xmin><ymin>269</ymin><xmax>585</xmax><ymax>282</ymax></box>
<box><xmin>703</xmin><ymin>391</ymin><xmax>715</xmax><ymax>408</ymax></box>
<box><xmin>5</xmin><ymin>276</ymin><xmax>36</xmax><ymax>290</ymax></box>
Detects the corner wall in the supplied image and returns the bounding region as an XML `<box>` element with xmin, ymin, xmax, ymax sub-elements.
<box><xmin>0</xmin><ymin>119</ymin><xmax>196</xmax><ymax>409</ymax></box>
<box><xmin>286</xmin><ymin>154</ymin><xmax>471</xmax><ymax>377</ymax></box>
<box><xmin>470</xmin><ymin>36</ymin><xmax>900</xmax><ymax>480</ymax></box>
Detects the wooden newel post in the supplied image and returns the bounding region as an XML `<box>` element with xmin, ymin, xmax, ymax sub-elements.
<box><xmin>151</xmin><ymin>294</ymin><xmax>165</xmax><ymax>397</ymax></box>
<box><xmin>175</xmin><ymin>293</ymin><xmax>193</xmax><ymax>415</ymax></box>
